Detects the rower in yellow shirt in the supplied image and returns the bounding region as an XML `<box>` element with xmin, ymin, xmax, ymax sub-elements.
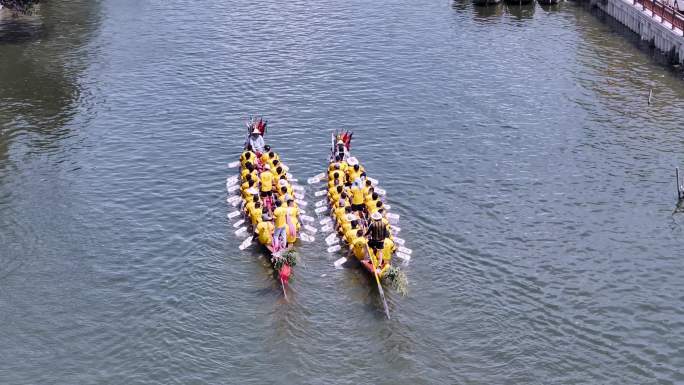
<box><xmin>272</xmin><ymin>199</ymin><xmax>288</xmax><ymax>250</ymax></box>
<box><xmin>344</xmin><ymin>219</ymin><xmax>360</xmax><ymax>244</ymax></box>
<box><xmin>365</xmin><ymin>192</ymin><xmax>379</xmax><ymax>213</ymax></box>
<box><xmin>379</xmin><ymin>237</ymin><xmax>395</xmax><ymax>266</ymax></box>
<box><xmin>249</xmin><ymin>201</ymin><xmax>263</xmax><ymax>226</ymax></box>
<box><xmin>241</xmin><ymin>162</ymin><xmax>254</xmax><ymax>181</ymax></box>
<box><xmin>241</xmin><ymin>149</ymin><xmax>256</xmax><ymax>168</ymax></box>
<box><xmin>260</xmin><ymin>164</ymin><xmax>274</xmax><ymax>198</ymax></box>
<box><xmin>256</xmin><ymin>214</ymin><xmax>274</xmax><ymax>245</ymax></box>
<box><xmin>259</xmin><ymin>146</ymin><xmax>272</xmax><ymax>165</ymax></box>
<box><xmin>350</xmin><ymin>185</ymin><xmax>366</xmax><ymax>214</ymax></box>
<box><xmin>285</xmin><ymin>197</ymin><xmax>300</xmax><ymax>245</ymax></box>
<box><xmin>349</xmin><ymin>230</ymin><xmax>368</xmax><ymax>260</ymax></box>
<box><xmin>329</xmin><ymin>185</ymin><xmax>343</xmax><ymax>204</ymax></box>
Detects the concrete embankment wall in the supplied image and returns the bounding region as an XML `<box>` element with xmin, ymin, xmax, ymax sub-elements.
<box><xmin>591</xmin><ymin>0</ymin><xmax>684</xmax><ymax>64</ymax></box>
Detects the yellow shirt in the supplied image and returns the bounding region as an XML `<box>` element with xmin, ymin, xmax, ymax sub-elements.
<box><xmin>344</xmin><ymin>227</ymin><xmax>358</xmax><ymax>244</ymax></box>
<box><xmin>351</xmin><ymin>237</ymin><xmax>368</xmax><ymax>260</ymax></box>
<box><xmin>241</xmin><ymin>168</ymin><xmax>250</xmax><ymax>181</ymax></box>
<box><xmin>260</xmin><ymin>171</ymin><xmax>274</xmax><ymax>192</ymax></box>
<box><xmin>347</xmin><ymin>167</ymin><xmax>361</xmax><ymax>182</ymax></box>
<box><xmin>382</xmin><ymin>238</ymin><xmax>395</xmax><ymax>262</ymax></box>
<box><xmin>240</xmin><ymin>151</ymin><xmax>255</xmax><ymax>167</ymax></box>
<box><xmin>287</xmin><ymin>207</ymin><xmax>300</xmax><ymax>228</ymax></box>
<box><xmin>334</xmin><ymin>206</ymin><xmax>346</xmax><ymax>223</ymax></box>
<box><xmin>256</xmin><ymin>221</ymin><xmax>273</xmax><ymax>245</ymax></box>
<box><xmin>351</xmin><ymin>186</ymin><xmax>365</xmax><ymax>205</ymax></box>
<box><xmin>245</xmin><ymin>201</ymin><xmax>256</xmax><ymax>215</ymax></box>
<box><xmin>249</xmin><ymin>207</ymin><xmax>262</xmax><ymax>226</ymax></box>
<box><xmin>273</xmin><ymin>206</ymin><xmax>287</xmax><ymax>228</ymax></box>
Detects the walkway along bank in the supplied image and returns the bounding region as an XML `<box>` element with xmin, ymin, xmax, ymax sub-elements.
<box><xmin>589</xmin><ymin>0</ymin><xmax>684</xmax><ymax>64</ymax></box>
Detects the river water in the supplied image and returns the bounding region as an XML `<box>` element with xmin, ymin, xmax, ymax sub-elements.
<box><xmin>2</xmin><ymin>0</ymin><xmax>684</xmax><ymax>384</ymax></box>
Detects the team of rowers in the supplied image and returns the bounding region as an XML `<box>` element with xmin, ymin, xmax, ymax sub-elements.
<box><xmin>239</xmin><ymin>125</ymin><xmax>300</xmax><ymax>252</ymax></box>
<box><xmin>327</xmin><ymin>142</ymin><xmax>396</xmax><ymax>270</ymax></box>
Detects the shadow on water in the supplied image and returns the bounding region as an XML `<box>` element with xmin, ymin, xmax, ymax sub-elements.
<box><xmin>0</xmin><ymin>14</ymin><xmax>45</xmax><ymax>44</ymax></box>
<box><xmin>0</xmin><ymin>1</ymin><xmax>100</xmax><ymax>165</ymax></box>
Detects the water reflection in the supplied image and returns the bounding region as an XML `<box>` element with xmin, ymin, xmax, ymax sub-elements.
<box><xmin>505</xmin><ymin>2</ymin><xmax>536</xmax><ymax>19</ymax></box>
<box><xmin>0</xmin><ymin>0</ymin><xmax>99</xmax><ymax>165</ymax></box>
<box><xmin>473</xmin><ymin>3</ymin><xmax>504</xmax><ymax>20</ymax></box>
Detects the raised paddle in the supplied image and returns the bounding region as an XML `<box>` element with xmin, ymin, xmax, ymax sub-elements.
<box><xmin>366</xmin><ymin>244</ymin><xmax>391</xmax><ymax>320</ymax></box>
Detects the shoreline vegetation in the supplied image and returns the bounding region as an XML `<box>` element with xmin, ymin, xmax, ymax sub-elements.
<box><xmin>0</xmin><ymin>0</ymin><xmax>40</xmax><ymax>15</ymax></box>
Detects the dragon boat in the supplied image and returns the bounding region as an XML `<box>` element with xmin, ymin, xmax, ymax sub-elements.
<box><xmin>225</xmin><ymin>117</ymin><xmax>315</xmax><ymax>299</ymax></box>
<box><xmin>310</xmin><ymin>131</ymin><xmax>412</xmax><ymax>318</ymax></box>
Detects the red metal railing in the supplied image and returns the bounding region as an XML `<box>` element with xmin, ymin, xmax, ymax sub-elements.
<box><xmin>633</xmin><ymin>0</ymin><xmax>684</xmax><ymax>31</ymax></box>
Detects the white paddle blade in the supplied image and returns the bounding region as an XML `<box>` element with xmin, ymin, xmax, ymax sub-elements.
<box><xmin>315</xmin><ymin>190</ymin><xmax>327</xmax><ymax>197</ymax></box>
<box><xmin>300</xmin><ymin>233</ymin><xmax>315</xmax><ymax>242</ymax></box>
<box><xmin>286</xmin><ymin>173</ymin><xmax>294</xmax><ymax>180</ymax></box>
<box><xmin>333</xmin><ymin>256</ymin><xmax>346</xmax><ymax>267</ymax></box>
<box><xmin>315</xmin><ymin>200</ymin><xmax>326</xmax><ymax>207</ymax></box>
<box><xmin>295</xmin><ymin>199</ymin><xmax>308</xmax><ymax>207</ymax></box>
<box><xmin>367</xmin><ymin>177</ymin><xmax>378</xmax><ymax>186</ymax></box>
<box><xmin>226</xmin><ymin>175</ymin><xmax>239</xmax><ymax>185</ymax></box>
<box><xmin>394</xmin><ymin>237</ymin><xmax>405</xmax><ymax>246</ymax></box>
<box><xmin>398</xmin><ymin>246</ymin><xmax>412</xmax><ymax>255</ymax></box>
<box><xmin>228</xmin><ymin>211</ymin><xmax>241</xmax><ymax>219</ymax></box>
<box><xmin>233</xmin><ymin>219</ymin><xmax>245</xmax><ymax>228</ymax></box>
<box><xmin>294</xmin><ymin>193</ymin><xmax>305</xmax><ymax>200</ymax></box>
<box><xmin>227</xmin><ymin>184</ymin><xmax>240</xmax><ymax>194</ymax></box>
<box><xmin>301</xmin><ymin>215</ymin><xmax>315</xmax><ymax>223</ymax></box>
<box><xmin>325</xmin><ymin>233</ymin><xmax>339</xmax><ymax>246</ymax></box>
<box><xmin>235</xmin><ymin>227</ymin><xmax>247</xmax><ymax>236</ymax></box>
<box><xmin>376</xmin><ymin>188</ymin><xmax>386</xmax><ymax>196</ymax></box>
<box><xmin>315</xmin><ymin>206</ymin><xmax>327</xmax><ymax>214</ymax></box>
<box><xmin>228</xmin><ymin>161</ymin><xmax>240</xmax><ymax>168</ymax></box>
<box><xmin>396</xmin><ymin>252</ymin><xmax>411</xmax><ymax>264</ymax></box>
<box><xmin>239</xmin><ymin>237</ymin><xmax>253</xmax><ymax>250</ymax></box>
<box><xmin>293</xmin><ymin>184</ymin><xmax>305</xmax><ymax>192</ymax></box>
<box><xmin>321</xmin><ymin>224</ymin><xmax>333</xmax><ymax>233</ymax></box>
<box><xmin>319</xmin><ymin>217</ymin><xmax>332</xmax><ymax>225</ymax></box>
<box><xmin>313</xmin><ymin>172</ymin><xmax>326</xmax><ymax>180</ymax></box>
<box><xmin>304</xmin><ymin>225</ymin><xmax>318</xmax><ymax>234</ymax></box>
<box><xmin>384</xmin><ymin>204</ymin><xmax>392</xmax><ymax>210</ymax></box>
<box><xmin>387</xmin><ymin>212</ymin><xmax>400</xmax><ymax>223</ymax></box>
<box><xmin>391</xmin><ymin>226</ymin><xmax>401</xmax><ymax>235</ymax></box>
<box><xmin>307</xmin><ymin>177</ymin><xmax>320</xmax><ymax>185</ymax></box>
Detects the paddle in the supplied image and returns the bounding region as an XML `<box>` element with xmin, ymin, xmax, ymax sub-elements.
<box><xmin>366</xmin><ymin>244</ymin><xmax>391</xmax><ymax>320</ymax></box>
<box><xmin>280</xmin><ymin>278</ymin><xmax>288</xmax><ymax>301</ymax></box>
